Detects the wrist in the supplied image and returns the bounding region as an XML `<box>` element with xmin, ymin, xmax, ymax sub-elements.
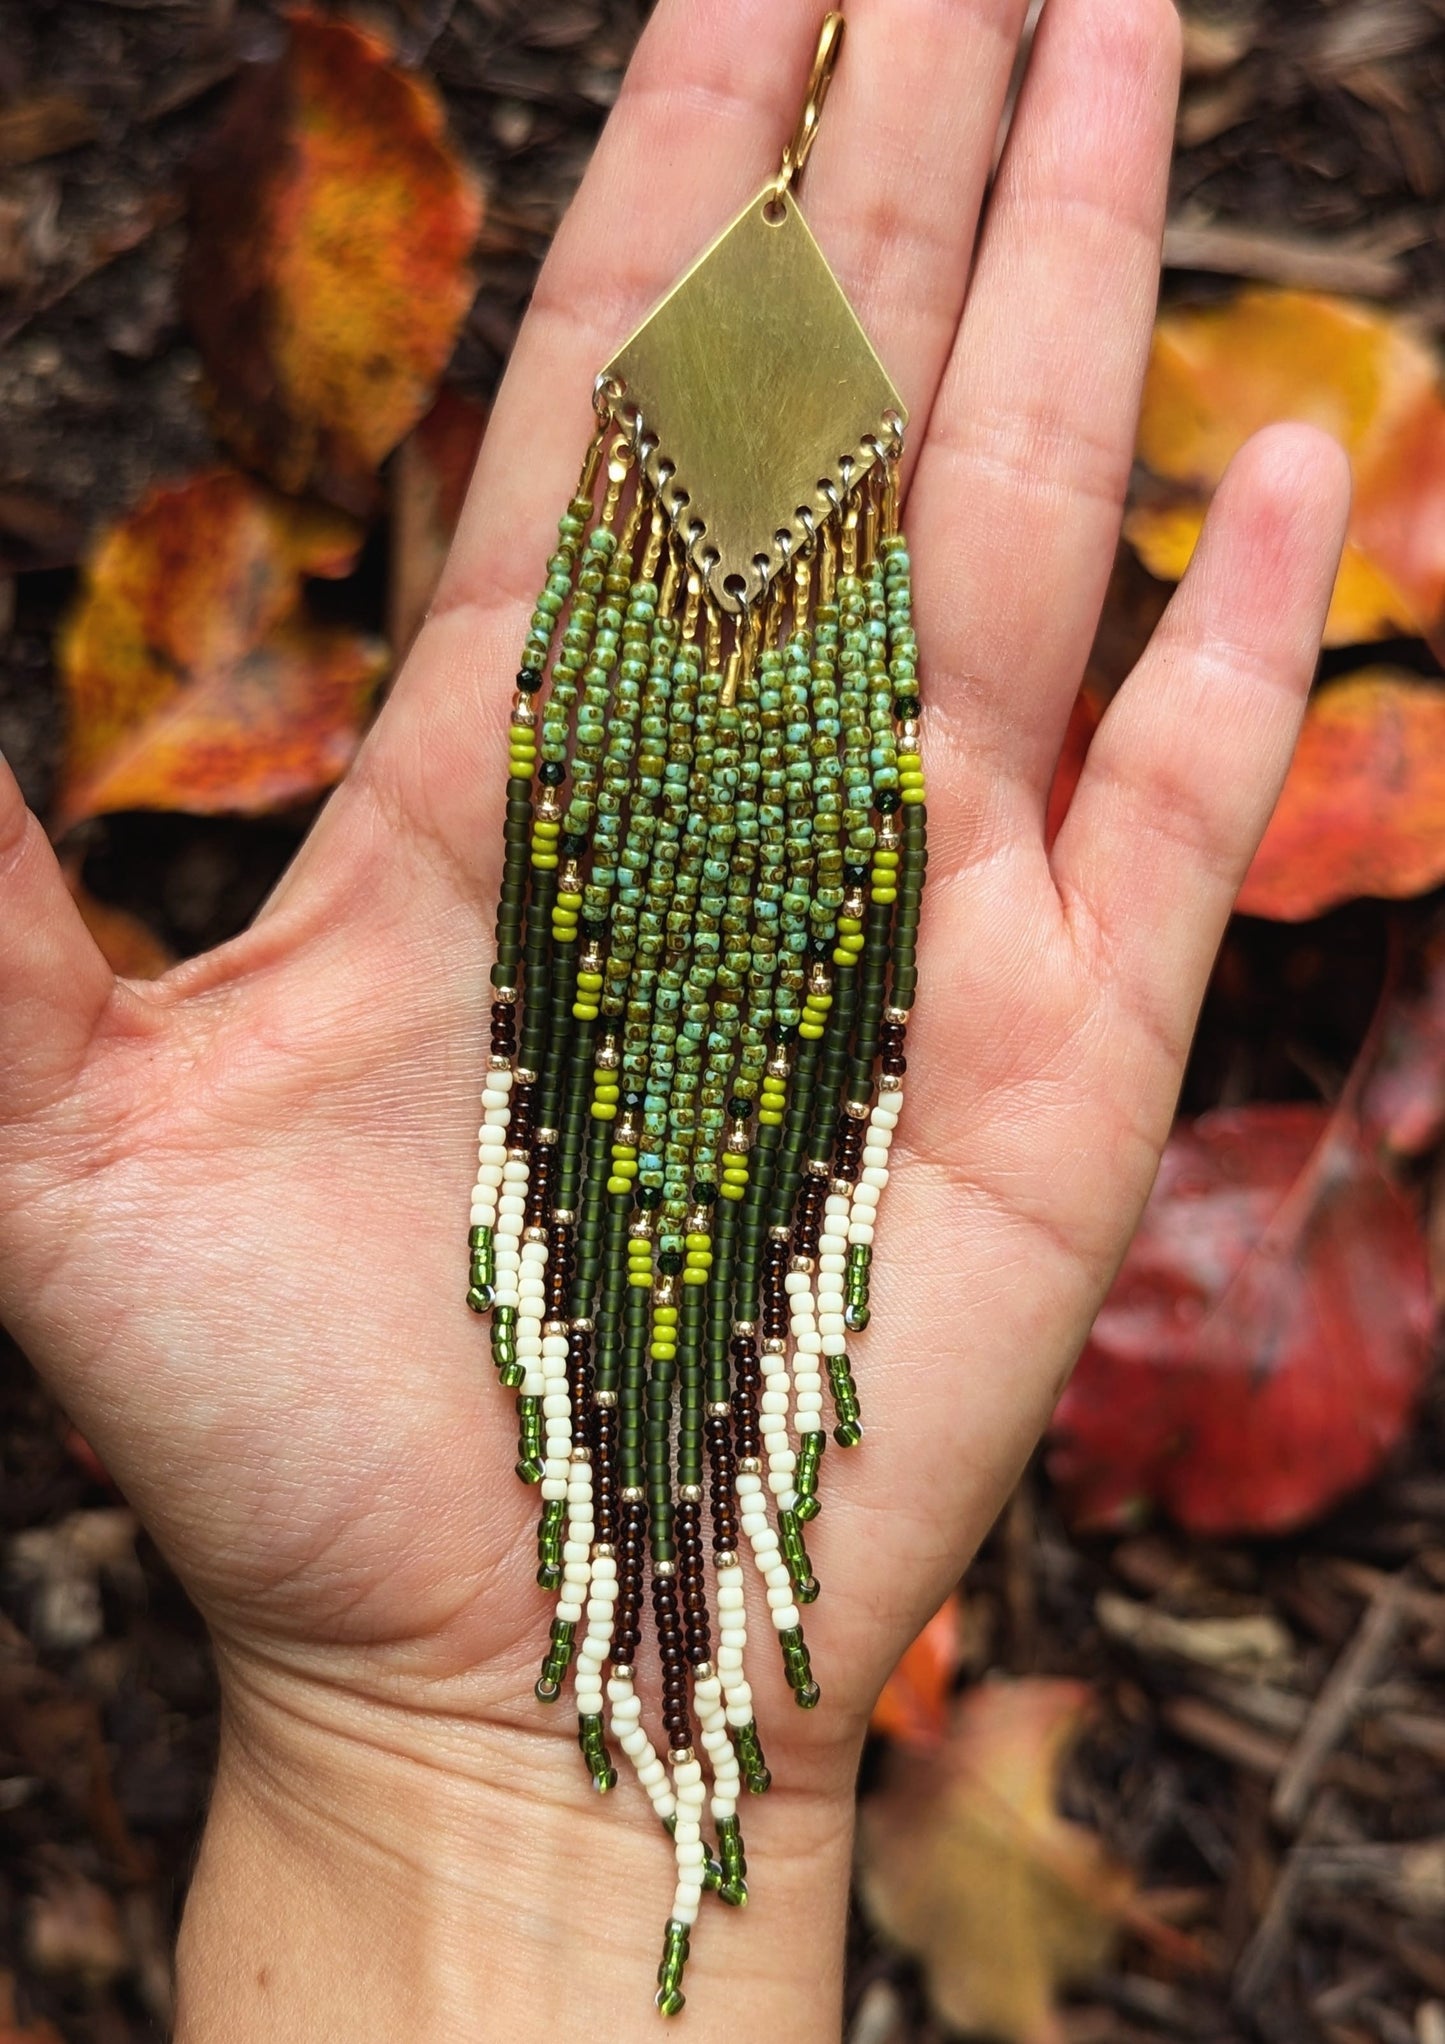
<box><xmin>175</xmin><ymin>1647</ymin><xmax>858</xmax><ymax>2043</ymax></box>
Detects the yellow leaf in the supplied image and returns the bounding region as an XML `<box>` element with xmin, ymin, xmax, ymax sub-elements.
<box><xmin>1128</xmin><ymin>290</ymin><xmax>1445</xmax><ymax>652</ymax></box>
<box><xmin>857</xmin><ymin>1679</ymin><xmax>1133</xmax><ymax>2044</ymax></box>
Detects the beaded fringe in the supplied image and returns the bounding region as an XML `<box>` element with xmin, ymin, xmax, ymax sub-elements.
<box><xmin>468</xmin><ymin>420</ymin><xmax>927</xmax><ymax>2016</ymax></box>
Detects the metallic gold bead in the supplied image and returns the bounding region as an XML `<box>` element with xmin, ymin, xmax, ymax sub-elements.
<box><xmin>769</xmin><ymin>1224</ymin><xmax>791</xmax><ymax>1242</ymax></box>
<box><xmin>807</xmin><ymin>1159</ymin><xmax>829</xmax><ymax>1178</ymax></box>
<box><xmin>537</xmin><ymin>1126</ymin><xmax>559</xmax><ymax>1146</ymax></box>
<box><xmin>732</xmin><ymin>1320</ymin><xmax>756</xmax><ymax>1337</ymax></box>
<box><xmin>510</xmin><ymin>701</ymin><xmax>536</xmax><ymax>727</ymax></box>
<box><xmin>899</xmin><ymin>718</ymin><xmax>921</xmax><ymax>750</ymax></box>
<box><xmin>617</xmin><ymin>1116</ymin><xmax>640</xmax><ymax>1146</ymax></box>
<box><xmin>845</xmin><ymin>1098</ymin><xmax>870</xmax><ymax>1119</ymax></box>
<box><xmin>737</xmin><ymin>1457</ymin><xmax>763</xmax><ymax>1476</ymax></box>
<box><xmin>629</xmin><ymin>1214</ymin><xmax>654</xmax><ymax>1239</ymax></box>
<box><xmin>726</xmin><ymin>1125</ymin><xmax>751</xmax><ymax>1155</ymax></box>
<box><xmin>542</xmin><ymin>1318</ymin><xmax>568</xmax><ymax>1335</ymax></box>
<box><xmin>515</xmin><ymin>1067</ymin><xmax>539</xmax><ymax>1085</ymax></box>
<box><xmin>691</xmin><ymin>1661</ymin><xmax>714</xmax><ymax>1681</ymax></box>
<box><xmin>654</xmin><ymin>1559</ymin><xmax>676</xmax><ymax>1577</ymax></box>
<box><xmin>685</xmin><ymin>1206</ymin><xmax>708</xmax><ymax>1235</ymax></box>
<box><xmin>669</xmin><ymin>1746</ymin><xmax>695</xmax><ymax>1766</ymax></box>
<box><xmin>879</xmin><ymin>1074</ymin><xmax>903</xmax><ymax>1094</ymax></box>
<box><xmin>582</xmin><ymin>944</ymin><xmax>604</xmax><ymax>975</ymax></box>
<box><xmin>707</xmin><ymin>1401</ymin><xmax>731</xmax><ymax>1418</ymax></box>
<box><xmin>592</xmin><ymin>1387</ymin><xmax>617</xmax><ymax>1407</ymax></box>
<box><xmin>595</xmin><ymin>1041</ymin><xmax>619</xmax><ymax>1070</ymax></box>
<box><xmin>493</xmin><ymin>985</ymin><xmax>518</xmax><ymax>1005</ymax></box>
<box><xmin>488</xmin><ymin>1054</ymin><xmax>513</xmax><ymax>1074</ymax></box>
<box><xmin>523</xmin><ymin>1224</ymin><xmax>549</xmax><ymax>1243</ymax></box>
<box><xmin>789</xmin><ymin>1256</ymin><xmax>815</xmax><ymax>1276</ymax></box>
<box><xmin>655</xmin><ymin>1275</ymin><xmax>677</xmax><ymax>1308</ymax></box>
<box><xmin>507</xmin><ymin>1145</ymin><xmax>529</xmax><ymax>1163</ymax></box>
<box><xmin>536</xmin><ymin>791</ymin><xmax>562</xmax><ymax>822</ymax></box>
<box><xmin>842</xmin><ymin>888</ymin><xmax>865</xmax><ymax>919</ymax></box>
<box><xmin>559</xmin><ymin>860</ymin><xmax>582</xmax><ymax>893</ymax></box>
<box><xmin>571</xmin><ymin>1315</ymin><xmax>594</xmax><ymax>1334</ymax></box>
<box><xmin>679</xmin><ymin>1483</ymin><xmax>703</xmax><ymax>1504</ymax></box>
<box><xmin>808</xmin><ymin>961</ymin><xmax>831</xmax><ymax>994</ymax></box>
<box><xmin>713</xmin><ymin>1551</ymin><xmax>739</xmax><ymax>1571</ymax></box>
<box><xmin>552</xmin><ymin>1209</ymin><xmax>575</xmax><ymax>1227</ymax></box>
<box><xmin>571</xmin><ymin>1445</ymin><xmax>592</xmax><ymax>1464</ymax></box>
<box><xmin>592</xmin><ymin>1543</ymin><xmax>615</xmax><ymax>1560</ymax></box>
<box><xmin>763</xmin><ymin>1337</ymin><xmax>787</xmax><ymax>1356</ymax></box>
<box><xmin>767</xmin><ymin>1050</ymin><xmax>790</xmax><ymax>1080</ymax></box>
<box><xmin>621</xmin><ymin>1486</ymin><xmax>645</xmax><ymax>1503</ymax></box>
<box><xmin>831</xmin><ymin>1177</ymin><xmax>853</xmax><ymax>1197</ymax></box>
<box><xmin>884</xmin><ymin>1006</ymin><xmax>910</xmax><ymax>1025</ymax></box>
<box><xmin>611</xmin><ymin>1663</ymin><xmax>634</xmax><ymax>1680</ymax></box>
<box><xmin>878</xmin><ymin>815</ymin><xmax>900</xmax><ymax>850</ymax></box>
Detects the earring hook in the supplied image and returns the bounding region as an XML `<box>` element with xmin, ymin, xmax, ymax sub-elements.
<box><xmin>774</xmin><ymin>12</ymin><xmax>845</xmax><ymax>200</ymax></box>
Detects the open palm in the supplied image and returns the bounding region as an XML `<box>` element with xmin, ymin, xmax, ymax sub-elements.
<box><xmin>0</xmin><ymin>0</ymin><xmax>1344</xmax><ymax>1857</ymax></box>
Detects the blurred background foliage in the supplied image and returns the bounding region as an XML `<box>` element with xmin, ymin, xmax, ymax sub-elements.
<box><xmin>3</xmin><ymin>3</ymin><xmax>1445</xmax><ymax>2040</ymax></box>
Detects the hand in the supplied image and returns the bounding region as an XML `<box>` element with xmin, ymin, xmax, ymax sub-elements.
<box><xmin>0</xmin><ymin>1</ymin><xmax>1347</xmax><ymax>2037</ymax></box>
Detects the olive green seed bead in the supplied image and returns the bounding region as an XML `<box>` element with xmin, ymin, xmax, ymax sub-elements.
<box><xmin>733</xmin><ymin>1717</ymin><xmax>771</xmax><ymax>1794</ymax></box>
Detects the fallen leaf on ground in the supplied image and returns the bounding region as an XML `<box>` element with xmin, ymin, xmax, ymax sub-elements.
<box><xmin>1048</xmin><ymin>1104</ymin><xmax>1433</xmax><ymax>1536</ymax></box>
<box><xmin>1237</xmin><ymin>672</ymin><xmax>1445</xmax><ymax>920</ymax></box>
<box><xmin>858</xmin><ymin>1679</ymin><xmax>1131</xmax><ymax>2044</ymax></box>
<box><xmin>56</xmin><ymin>470</ymin><xmax>386</xmax><ymax>830</ymax></box>
<box><xmin>1126</xmin><ymin>291</ymin><xmax>1445</xmax><ymax>654</ymax></box>
<box><xmin>390</xmin><ymin>384</ymin><xmax>487</xmax><ymax>654</ymax></box>
<box><xmin>870</xmin><ymin>1594</ymin><xmax>965</xmax><ymax>1750</ymax></box>
<box><xmin>186</xmin><ymin>10</ymin><xmax>483</xmax><ymax>508</ymax></box>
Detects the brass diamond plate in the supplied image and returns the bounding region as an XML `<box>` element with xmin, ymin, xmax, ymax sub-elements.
<box><xmin>601</xmin><ymin>182</ymin><xmax>905</xmax><ymax>615</ymax></box>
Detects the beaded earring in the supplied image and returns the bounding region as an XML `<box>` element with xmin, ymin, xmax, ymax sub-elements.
<box><xmin>467</xmin><ymin>14</ymin><xmax>927</xmax><ymax>2016</ymax></box>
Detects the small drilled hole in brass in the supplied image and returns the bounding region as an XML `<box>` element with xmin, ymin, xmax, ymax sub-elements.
<box><xmin>762</xmin><ymin>195</ymin><xmax>787</xmax><ymax>226</ymax></box>
<box><xmin>723</xmin><ymin>571</ymin><xmax>748</xmax><ymax>602</ymax></box>
<box><xmin>672</xmin><ymin>487</ymin><xmax>690</xmax><ymax>509</ymax></box>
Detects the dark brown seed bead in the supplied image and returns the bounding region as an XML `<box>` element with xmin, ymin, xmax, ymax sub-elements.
<box><xmin>832</xmin><ymin>1113</ymin><xmax>865</xmax><ymax>1183</ymax></box>
<box><xmin>525</xmin><ymin>1141</ymin><xmax>555</xmax><ymax>1228</ymax></box>
<box><xmin>508</xmin><ymin>1079</ymin><xmax>537</xmax><ymax>1152</ymax></box>
<box><xmin>792</xmin><ymin>1172</ymin><xmax>827</xmax><ymax>1258</ymax></box>
<box><xmin>762</xmin><ymin>1238</ymin><xmax>789</xmax><ymax>1341</ymax></box>
<box><xmin>880</xmin><ymin>1019</ymin><xmax>908</xmax><ymax>1077</ymax></box>
<box><xmin>489</xmin><ymin>1001</ymin><xmax>517</xmax><ymax>1059</ymax></box>
<box><xmin>612</xmin><ymin>1497</ymin><xmax>646</xmax><ymax>1667</ymax></box>
<box><xmin>730</xmin><ymin>1334</ymin><xmax>762</xmax><ymax>1463</ymax></box>
<box><xmin>652</xmin><ymin>1570</ymin><xmax>692</xmax><ymax>1746</ymax></box>
<box><xmin>565</xmin><ymin>1318</ymin><xmax>590</xmax><ymax>1421</ymax></box>
<box><xmin>549</xmin><ymin>1221</ymin><xmax>575</xmax><ymax>1319</ymax></box>
<box><xmin>593</xmin><ymin>1404</ymin><xmax>617</xmax><ymax>1547</ymax></box>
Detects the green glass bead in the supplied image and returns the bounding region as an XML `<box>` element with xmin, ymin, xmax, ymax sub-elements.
<box><xmin>734</xmin><ymin>1717</ymin><xmax>772</xmax><ymax>1794</ymax></box>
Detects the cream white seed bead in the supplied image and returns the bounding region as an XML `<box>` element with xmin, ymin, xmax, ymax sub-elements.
<box><xmin>713</xmin><ymin>1558</ymin><xmax>754</xmax><ymax>1729</ymax></box>
<box><xmin>694</xmin><ymin>1674</ymin><xmax>740</xmax><ymax>1825</ymax></box>
<box><xmin>609</xmin><ymin>1671</ymin><xmax>675</xmax><ymax>1822</ymax></box>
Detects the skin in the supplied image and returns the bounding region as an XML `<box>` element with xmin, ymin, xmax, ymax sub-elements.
<box><xmin>0</xmin><ymin>1</ymin><xmax>1350</xmax><ymax>2038</ymax></box>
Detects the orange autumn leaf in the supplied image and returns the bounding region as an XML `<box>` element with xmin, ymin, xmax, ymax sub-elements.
<box><xmin>1237</xmin><ymin>670</ymin><xmax>1445</xmax><ymax>920</ymax></box>
<box><xmin>870</xmin><ymin>1593</ymin><xmax>964</xmax><ymax>1749</ymax></box>
<box><xmin>858</xmin><ymin>1680</ymin><xmax>1133</xmax><ymax>2044</ymax></box>
<box><xmin>1125</xmin><ymin>290</ymin><xmax>1445</xmax><ymax>654</ymax></box>
<box><xmin>185</xmin><ymin>10</ymin><xmax>483</xmax><ymax>509</ymax></box>
<box><xmin>56</xmin><ymin>471</ymin><xmax>386</xmax><ymax>830</ymax></box>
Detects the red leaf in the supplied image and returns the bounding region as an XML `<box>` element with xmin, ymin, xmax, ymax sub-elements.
<box><xmin>1048</xmin><ymin>1104</ymin><xmax>1433</xmax><ymax>1535</ymax></box>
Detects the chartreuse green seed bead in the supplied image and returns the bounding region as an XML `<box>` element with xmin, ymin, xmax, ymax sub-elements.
<box><xmin>716</xmin><ymin>1813</ymin><xmax>748</xmax><ymax>1906</ymax></box>
<box><xmin>577</xmin><ymin>1712</ymin><xmax>618</xmax><ymax>1792</ymax></box>
<box><xmin>794</xmin><ymin>1429</ymin><xmax>824</xmax><ymax>1522</ymax></box>
<box><xmin>779</xmin><ymin>1624</ymin><xmax>820</xmax><ymax>1708</ymax></box>
<box><xmin>535</xmin><ymin>1615</ymin><xmax>575</xmax><ymax>1700</ymax></box>
<box><xmin>655</xmin><ymin>1919</ymin><xmax>691</xmax><ymax>2018</ymax></box>
<box><xmin>733</xmin><ymin>1718</ymin><xmax>771</xmax><ymax>1794</ymax></box>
